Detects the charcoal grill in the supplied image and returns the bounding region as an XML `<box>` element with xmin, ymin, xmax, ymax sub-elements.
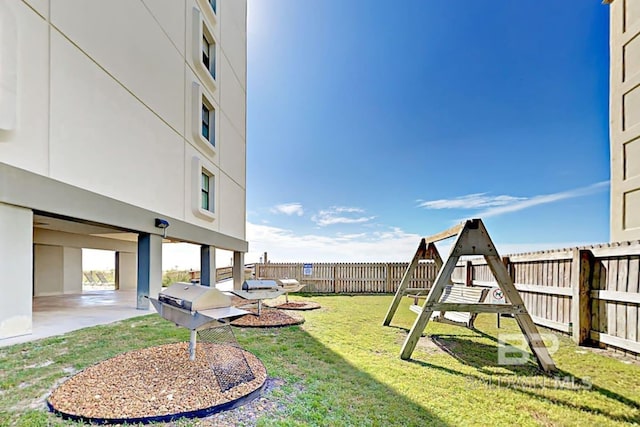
<box><xmin>231</xmin><ymin>280</ymin><xmax>284</xmax><ymax>316</ymax></box>
<box><xmin>150</xmin><ymin>282</ymin><xmax>249</xmax><ymax>360</ymax></box>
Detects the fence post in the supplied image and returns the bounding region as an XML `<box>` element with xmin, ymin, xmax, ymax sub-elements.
<box><xmin>465</xmin><ymin>260</ymin><xmax>473</xmax><ymax>286</ymax></box>
<box><xmin>571</xmin><ymin>249</ymin><xmax>593</xmax><ymax>345</ymax></box>
<box><xmin>502</xmin><ymin>257</ymin><xmax>514</xmax><ymax>282</ymax></box>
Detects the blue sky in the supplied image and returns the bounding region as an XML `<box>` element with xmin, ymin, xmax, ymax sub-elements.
<box><xmin>242</xmin><ymin>0</ymin><xmax>611</xmax><ymax>264</ymax></box>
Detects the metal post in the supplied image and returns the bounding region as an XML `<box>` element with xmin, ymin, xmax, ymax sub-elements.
<box><xmin>189</xmin><ymin>330</ymin><xmax>197</xmax><ymax>361</ymax></box>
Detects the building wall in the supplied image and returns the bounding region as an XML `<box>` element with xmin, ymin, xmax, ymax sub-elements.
<box><xmin>33</xmin><ymin>245</ymin><xmax>82</xmax><ymax>296</ymax></box>
<box><xmin>0</xmin><ymin>0</ymin><xmax>247</xmax><ymax>242</ymax></box>
<box><xmin>611</xmin><ymin>0</ymin><xmax>640</xmax><ymax>241</ymax></box>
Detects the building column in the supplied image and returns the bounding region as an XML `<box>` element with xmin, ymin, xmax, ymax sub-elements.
<box><xmin>62</xmin><ymin>247</ymin><xmax>82</xmax><ymax>294</ymax></box>
<box><xmin>34</xmin><ymin>244</ymin><xmax>63</xmax><ymax>296</ymax></box>
<box><xmin>0</xmin><ymin>203</ymin><xmax>33</xmax><ymax>339</ymax></box>
<box><xmin>137</xmin><ymin>233</ymin><xmax>162</xmax><ymax>309</ymax></box>
<box><xmin>115</xmin><ymin>251</ymin><xmax>137</xmax><ymax>291</ymax></box>
<box><xmin>232</xmin><ymin>251</ymin><xmax>244</xmax><ymax>291</ymax></box>
<box><xmin>200</xmin><ymin>245</ymin><xmax>216</xmax><ymax>287</ymax></box>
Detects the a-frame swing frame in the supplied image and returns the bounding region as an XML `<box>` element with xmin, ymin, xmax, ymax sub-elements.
<box><xmin>398</xmin><ymin>218</ymin><xmax>557</xmax><ymax>373</ymax></box>
<box><xmin>382</xmin><ymin>238</ymin><xmax>445</xmax><ymax>327</ymax></box>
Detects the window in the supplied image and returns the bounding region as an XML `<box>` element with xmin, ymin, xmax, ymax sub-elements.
<box><xmin>201</xmin><ymin>102</ymin><xmax>215</xmax><ymax>146</ymax></box>
<box><xmin>192</xmin><ymin>156</ymin><xmax>216</xmax><ymax>221</ymax></box>
<box><xmin>202</xmin><ymin>104</ymin><xmax>210</xmax><ymax>141</ymax></box>
<box><xmin>204</xmin><ymin>34</ymin><xmax>215</xmax><ymax>80</ymax></box>
<box><xmin>192</xmin><ymin>82</ymin><xmax>217</xmax><ymax>156</ymax></box>
<box><xmin>202</xmin><ymin>36</ymin><xmax>210</xmax><ymax>70</ymax></box>
<box><xmin>192</xmin><ymin>7</ymin><xmax>217</xmax><ymax>91</ymax></box>
<box><xmin>201</xmin><ymin>172</ymin><xmax>212</xmax><ymax>211</ymax></box>
<box><xmin>209</xmin><ymin>0</ymin><xmax>216</xmax><ymax>14</ymax></box>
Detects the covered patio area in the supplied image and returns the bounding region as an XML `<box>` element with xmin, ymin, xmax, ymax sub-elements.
<box><xmin>0</xmin><ymin>290</ymin><xmax>155</xmax><ymax>347</ymax></box>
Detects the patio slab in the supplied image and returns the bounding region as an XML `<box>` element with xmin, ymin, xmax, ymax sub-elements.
<box><xmin>0</xmin><ymin>280</ymin><xmax>237</xmax><ymax>348</ymax></box>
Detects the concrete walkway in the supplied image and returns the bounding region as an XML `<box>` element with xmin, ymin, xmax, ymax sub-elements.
<box><xmin>0</xmin><ymin>280</ymin><xmax>235</xmax><ymax>348</ymax></box>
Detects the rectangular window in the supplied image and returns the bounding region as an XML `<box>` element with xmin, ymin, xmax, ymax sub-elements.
<box><xmin>209</xmin><ymin>0</ymin><xmax>217</xmax><ymax>14</ymax></box>
<box><xmin>201</xmin><ymin>33</ymin><xmax>216</xmax><ymax>80</ymax></box>
<box><xmin>191</xmin><ymin>156</ymin><xmax>216</xmax><ymax>220</ymax></box>
<box><xmin>193</xmin><ymin>8</ymin><xmax>218</xmax><ymax>90</ymax></box>
<box><xmin>201</xmin><ymin>172</ymin><xmax>210</xmax><ymax>211</ymax></box>
<box><xmin>202</xmin><ymin>104</ymin><xmax>210</xmax><ymax>141</ymax></box>
<box><xmin>209</xmin><ymin>39</ymin><xmax>216</xmax><ymax>79</ymax></box>
<box><xmin>202</xmin><ymin>35</ymin><xmax>210</xmax><ymax>70</ymax></box>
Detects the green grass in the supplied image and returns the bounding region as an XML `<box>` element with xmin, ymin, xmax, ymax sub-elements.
<box><xmin>1</xmin><ymin>295</ymin><xmax>639</xmax><ymax>426</ymax></box>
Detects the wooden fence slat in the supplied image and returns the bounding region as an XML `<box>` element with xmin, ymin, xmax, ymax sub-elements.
<box><xmin>600</xmin><ymin>259</ymin><xmax>608</xmax><ymax>334</ymax></box>
<box><xmin>608</xmin><ymin>259</ymin><xmax>619</xmax><ymax>337</ymax></box>
<box><xmin>628</xmin><ymin>257</ymin><xmax>639</xmax><ymax>342</ymax></box>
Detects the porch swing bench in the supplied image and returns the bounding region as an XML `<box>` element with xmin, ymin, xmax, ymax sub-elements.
<box><xmin>408</xmin><ymin>284</ymin><xmax>489</xmax><ymax>328</ymax></box>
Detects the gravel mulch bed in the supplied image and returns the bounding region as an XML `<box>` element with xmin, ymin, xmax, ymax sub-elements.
<box><xmin>266</xmin><ymin>301</ymin><xmax>321</xmax><ymax>311</ymax></box>
<box><xmin>47</xmin><ymin>342</ymin><xmax>266</xmax><ymax>423</ymax></box>
<box><xmin>230</xmin><ymin>308</ymin><xmax>304</xmax><ymax>328</ymax></box>
<box><xmin>229</xmin><ymin>295</ymin><xmax>259</xmax><ymax>306</ymax></box>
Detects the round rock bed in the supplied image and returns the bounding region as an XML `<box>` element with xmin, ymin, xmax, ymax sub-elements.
<box><xmin>47</xmin><ymin>342</ymin><xmax>266</xmax><ymax>424</ymax></box>
<box><xmin>267</xmin><ymin>301</ymin><xmax>321</xmax><ymax>311</ymax></box>
<box><xmin>230</xmin><ymin>308</ymin><xmax>305</xmax><ymax>328</ymax></box>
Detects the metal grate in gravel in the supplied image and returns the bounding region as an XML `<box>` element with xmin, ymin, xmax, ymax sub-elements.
<box><xmin>198</xmin><ymin>326</ymin><xmax>255</xmax><ymax>392</ymax></box>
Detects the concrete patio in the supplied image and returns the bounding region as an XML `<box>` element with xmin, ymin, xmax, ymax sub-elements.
<box><xmin>0</xmin><ymin>279</ymin><xmax>234</xmax><ymax>348</ymax></box>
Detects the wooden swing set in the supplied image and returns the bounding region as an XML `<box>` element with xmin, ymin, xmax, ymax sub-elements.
<box><xmin>383</xmin><ymin>218</ymin><xmax>557</xmax><ymax>373</ymax></box>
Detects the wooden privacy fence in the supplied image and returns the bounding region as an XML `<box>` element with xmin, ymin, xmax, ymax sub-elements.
<box><xmin>254</xmin><ymin>241</ymin><xmax>640</xmax><ymax>356</ymax></box>
<box><xmin>189</xmin><ymin>265</ymin><xmax>252</xmax><ymax>282</ymax></box>
<box><xmin>255</xmin><ymin>262</ymin><xmax>438</xmax><ymax>293</ymax></box>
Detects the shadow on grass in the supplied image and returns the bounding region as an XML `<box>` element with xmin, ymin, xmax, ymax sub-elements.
<box><xmin>233</xmin><ymin>325</ymin><xmax>451</xmax><ymax>426</ymax></box>
<box><xmin>386</xmin><ymin>315</ymin><xmax>640</xmax><ymax>423</ymax></box>
<box><xmin>430</xmin><ymin>334</ymin><xmax>542</xmax><ymax>376</ymax></box>
<box><xmin>386</xmin><ymin>324</ymin><xmax>540</xmax><ymax>375</ymax></box>
<box><xmin>408</xmin><ymin>358</ymin><xmax>640</xmax><ymax>424</ymax></box>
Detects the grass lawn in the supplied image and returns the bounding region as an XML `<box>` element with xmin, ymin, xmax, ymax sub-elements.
<box><xmin>1</xmin><ymin>294</ymin><xmax>639</xmax><ymax>426</ymax></box>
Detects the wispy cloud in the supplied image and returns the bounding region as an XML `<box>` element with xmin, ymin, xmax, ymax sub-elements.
<box><xmin>271</xmin><ymin>202</ymin><xmax>304</xmax><ymax>216</ymax></box>
<box><xmin>417</xmin><ymin>193</ymin><xmax>525</xmax><ymax>210</ymax></box>
<box><xmin>243</xmin><ymin>222</ymin><xmax>594</xmax><ymax>264</ymax></box>
<box><xmin>312</xmin><ymin>206</ymin><xmax>375</xmax><ymax>226</ymax></box>
<box><xmin>246</xmin><ymin>222</ymin><xmax>417</xmax><ymax>262</ymax></box>
<box><xmin>417</xmin><ymin>181</ymin><xmax>609</xmax><ymax>218</ymax></box>
<box><xmin>478</xmin><ymin>181</ymin><xmax>609</xmax><ymax>218</ymax></box>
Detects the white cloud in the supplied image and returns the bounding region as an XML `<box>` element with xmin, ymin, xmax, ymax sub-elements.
<box><xmin>312</xmin><ymin>206</ymin><xmax>375</xmax><ymax>226</ymax></box>
<box><xmin>478</xmin><ymin>181</ymin><xmax>609</xmax><ymax>218</ymax></box>
<box><xmin>417</xmin><ymin>181</ymin><xmax>609</xmax><ymax>218</ymax></box>
<box><xmin>245</xmin><ymin>221</ymin><xmax>594</xmax><ymax>264</ymax></box>
<box><xmin>418</xmin><ymin>193</ymin><xmax>525</xmax><ymax>209</ymax></box>
<box><xmin>271</xmin><ymin>202</ymin><xmax>304</xmax><ymax>216</ymax></box>
<box><xmin>246</xmin><ymin>222</ymin><xmax>418</xmax><ymax>263</ymax></box>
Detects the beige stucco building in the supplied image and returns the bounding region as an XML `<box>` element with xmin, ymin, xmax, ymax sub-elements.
<box><xmin>609</xmin><ymin>0</ymin><xmax>640</xmax><ymax>241</ymax></box>
<box><xmin>0</xmin><ymin>0</ymin><xmax>247</xmax><ymax>340</ymax></box>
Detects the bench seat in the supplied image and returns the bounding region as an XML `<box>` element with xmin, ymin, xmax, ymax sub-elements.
<box><xmin>409</xmin><ymin>285</ymin><xmax>489</xmax><ymax>328</ymax></box>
